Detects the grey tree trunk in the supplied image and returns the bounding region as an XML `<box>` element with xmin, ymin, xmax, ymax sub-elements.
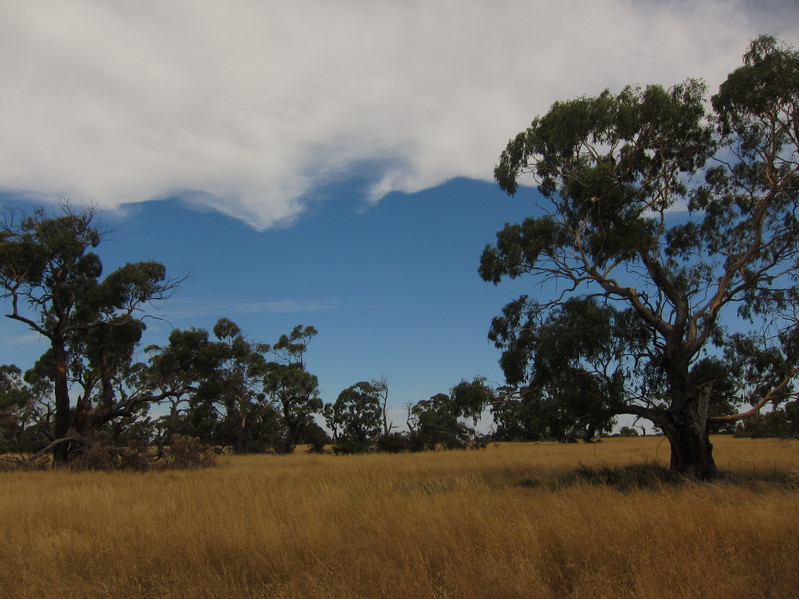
<box><xmin>52</xmin><ymin>339</ymin><xmax>72</xmax><ymax>464</ymax></box>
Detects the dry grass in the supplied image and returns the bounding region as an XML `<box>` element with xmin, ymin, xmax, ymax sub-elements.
<box><xmin>1</xmin><ymin>436</ymin><xmax>798</xmax><ymax>598</ymax></box>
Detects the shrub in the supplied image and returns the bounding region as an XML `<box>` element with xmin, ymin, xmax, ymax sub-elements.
<box><xmin>159</xmin><ymin>434</ymin><xmax>217</xmax><ymax>470</ymax></box>
<box><xmin>69</xmin><ymin>433</ymin><xmax>152</xmax><ymax>472</ymax></box>
<box><xmin>375</xmin><ymin>433</ymin><xmax>410</xmax><ymax>453</ymax></box>
<box><xmin>14</xmin><ymin>433</ymin><xmax>220</xmax><ymax>472</ymax></box>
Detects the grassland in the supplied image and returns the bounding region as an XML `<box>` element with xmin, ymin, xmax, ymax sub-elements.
<box><xmin>1</xmin><ymin>436</ymin><xmax>798</xmax><ymax>598</ymax></box>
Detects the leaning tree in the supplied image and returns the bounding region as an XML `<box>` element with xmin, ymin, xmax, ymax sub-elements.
<box><xmin>0</xmin><ymin>204</ymin><xmax>180</xmax><ymax>463</ymax></box>
<box><xmin>480</xmin><ymin>36</ymin><xmax>799</xmax><ymax>478</ymax></box>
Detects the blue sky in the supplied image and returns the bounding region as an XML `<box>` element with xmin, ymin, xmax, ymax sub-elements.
<box><xmin>0</xmin><ymin>179</ymin><xmax>537</xmax><ymax>419</ymax></box>
<box><xmin>1</xmin><ymin>1</ymin><xmax>798</xmax><ymax>425</ymax></box>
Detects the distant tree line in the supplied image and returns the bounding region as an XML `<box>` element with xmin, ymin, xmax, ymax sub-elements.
<box><xmin>0</xmin><ymin>204</ymin><xmax>494</xmax><ymax>466</ymax></box>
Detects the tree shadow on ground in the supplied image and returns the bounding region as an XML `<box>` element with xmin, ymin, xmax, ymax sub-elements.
<box><xmin>517</xmin><ymin>463</ymin><xmax>799</xmax><ymax>493</ymax></box>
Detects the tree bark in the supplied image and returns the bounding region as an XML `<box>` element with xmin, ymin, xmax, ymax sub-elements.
<box><xmin>659</xmin><ymin>385</ymin><xmax>717</xmax><ymax>479</ymax></box>
<box><xmin>52</xmin><ymin>339</ymin><xmax>72</xmax><ymax>464</ymax></box>
<box><xmin>582</xmin><ymin>421</ymin><xmax>597</xmax><ymax>443</ymax></box>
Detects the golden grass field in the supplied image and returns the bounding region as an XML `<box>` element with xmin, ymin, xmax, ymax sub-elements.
<box><xmin>1</xmin><ymin>436</ymin><xmax>798</xmax><ymax>599</ymax></box>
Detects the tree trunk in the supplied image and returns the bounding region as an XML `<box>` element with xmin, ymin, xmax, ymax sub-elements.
<box><xmin>233</xmin><ymin>414</ymin><xmax>247</xmax><ymax>454</ymax></box>
<box><xmin>660</xmin><ymin>385</ymin><xmax>717</xmax><ymax>479</ymax></box>
<box><xmin>582</xmin><ymin>421</ymin><xmax>597</xmax><ymax>443</ymax></box>
<box><xmin>52</xmin><ymin>339</ymin><xmax>72</xmax><ymax>464</ymax></box>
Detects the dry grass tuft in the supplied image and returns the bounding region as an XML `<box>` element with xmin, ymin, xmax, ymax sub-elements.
<box><xmin>1</xmin><ymin>436</ymin><xmax>797</xmax><ymax>598</ymax></box>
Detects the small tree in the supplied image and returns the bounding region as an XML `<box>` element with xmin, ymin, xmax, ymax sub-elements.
<box><xmin>263</xmin><ymin>325</ymin><xmax>322</xmax><ymax>453</ymax></box>
<box><xmin>145</xmin><ymin>327</ymin><xmax>218</xmax><ymax>446</ymax></box>
<box><xmin>325</xmin><ymin>381</ymin><xmax>383</xmax><ymax>453</ymax></box>
<box><xmin>196</xmin><ymin>319</ymin><xmax>273</xmax><ymax>453</ymax></box>
<box><xmin>409</xmin><ymin>393</ymin><xmax>474</xmax><ymax>450</ymax></box>
<box><xmin>618</xmin><ymin>426</ymin><xmax>640</xmax><ymax>437</ymax></box>
<box><xmin>481</xmin><ymin>36</ymin><xmax>799</xmax><ymax>478</ymax></box>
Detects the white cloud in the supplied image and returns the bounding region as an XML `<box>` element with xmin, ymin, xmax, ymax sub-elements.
<box><xmin>234</xmin><ymin>300</ymin><xmax>340</xmax><ymax>315</ymax></box>
<box><xmin>1</xmin><ymin>0</ymin><xmax>797</xmax><ymax>229</ymax></box>
<box><xmin>157</xmin><ymin>296</ymin><xmax>341</xmax><ymax>321</ymax></box>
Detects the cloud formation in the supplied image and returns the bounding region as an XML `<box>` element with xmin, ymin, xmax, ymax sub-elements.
<box><xmin>2</xmin><ymin>0</ymin><xmax>797</xmax><ymax>228</ymax></box>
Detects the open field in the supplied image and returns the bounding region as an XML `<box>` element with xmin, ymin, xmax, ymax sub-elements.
<box><xmin>1</xmin><ymin>436</ymin><xmax>798</xmax><ymax>598</ymax></box>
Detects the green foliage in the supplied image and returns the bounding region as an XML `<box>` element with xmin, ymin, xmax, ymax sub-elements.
<box><xmin>491</xmin><ymin>391</ymin><xmax>552</xmax><ymax>442</ymax></box>
<box><xmin>146</xmin><ymin>326</ymin><xmax>216</xmax><ymax>446</ymax></box>
<box><xmin>449</xmin><ymin>377</ymin><xmax>494</xmax><ymax>425</ymax></box>
<box><xmin>194</xmin><ymin>318</ymin><xmax>273</xmax><ymax>453</ymax></box>
<box><xmin>0</xmin><ymin>209</ymin><xmax>330</xmax><ymax>462</ymax></box>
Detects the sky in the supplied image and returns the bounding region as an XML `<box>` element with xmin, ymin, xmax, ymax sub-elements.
<box><xmin>1</xmin><ymin>0</ymin><xmax>799</xmax><ymax>427</ymax></box>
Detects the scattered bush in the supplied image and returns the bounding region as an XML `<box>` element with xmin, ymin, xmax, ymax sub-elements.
<box><xmin>302</xmin><ymin>421</ymin><xmax>331</xmax><ymax>454</ymax></box>
<box><xmin>0</xmin><ymin>452</ymin><xmax>51</xmax><ymax>471</ymax></box>
<box><xmin>617</xmin><ymin>426</ymin><xmax>640</xmax><ymax>437</ymax></box>
<box><xmin>375</xmin><ymin>432</ymin><xmax>414</xmax><ymax>453</ymax></box>
<box><xmin>158</xmin><ymin>434</ymin><xmax>217</xmax><ymax>469</ymax></box>
<box><xmin>331</xmin><ymin>438</ymin><xmax>371</xmax><ymax>454</ymax></box>
<box><xmin>469</xmin><ymin>433</ymin><xmax>492</xmax><ymax>450</ymax></box>
<box><xmin>71</xmin><ymin>434</ymin><xmax>153</xmax><ymax>472</ymax></box>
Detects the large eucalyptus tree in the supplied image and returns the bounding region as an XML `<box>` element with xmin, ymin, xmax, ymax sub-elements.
<box><xmin>481</xmin><ymin>36</ymin><xmax>799</xmax><ymax>478</ymax></box>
